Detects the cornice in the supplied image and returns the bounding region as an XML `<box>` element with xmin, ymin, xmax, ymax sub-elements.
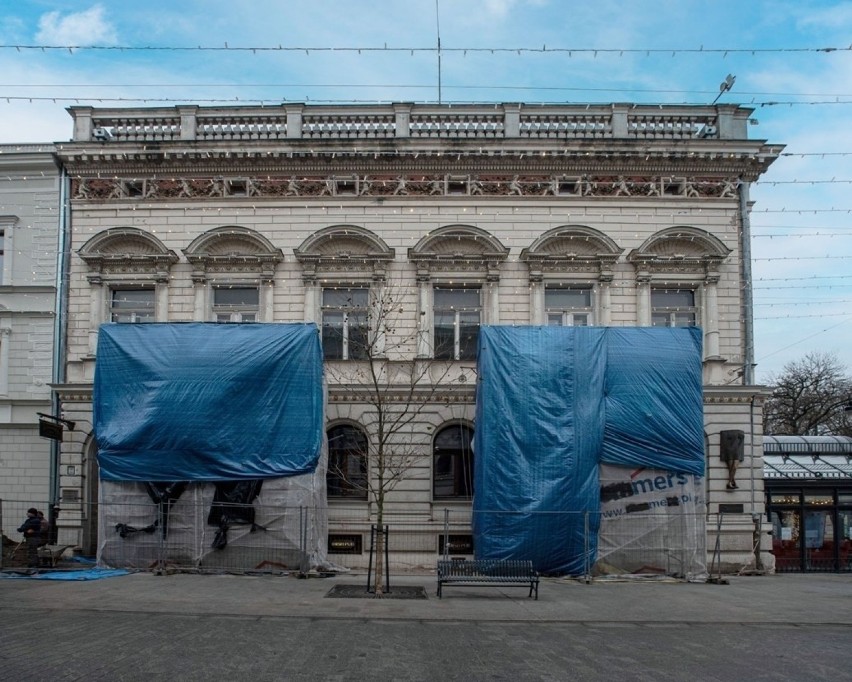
<box><xmin>704</xmin><ymin>385</ymin><xmax>771</xmax><ymax>404</ymax></box>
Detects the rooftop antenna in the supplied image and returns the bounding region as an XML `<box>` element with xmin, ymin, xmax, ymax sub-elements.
<box><xmin>712</xmin><ymin>74</ymin><xmax>736</xmax><ymax>104</ymax></box>
<box><xmin>436</xmin><ymin>0</ymin><xmax>442</xmax><ymax>103</ymax></box>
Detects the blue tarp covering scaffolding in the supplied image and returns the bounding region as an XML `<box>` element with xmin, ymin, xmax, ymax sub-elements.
<box><xmin>94</xmin><ymin>323</ymin><xmax>324</xmax><ymax>482</ymax></box>
<box><xmin>473</xmin><ymin>326</ymin><xmax>705</xmax><ymax>575</ymax></box>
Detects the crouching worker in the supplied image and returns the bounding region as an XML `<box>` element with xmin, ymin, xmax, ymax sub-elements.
<box><xmin>17</xmin><ymin>507</ymin><xmax>42</xmax><ymax>568</ymax></box>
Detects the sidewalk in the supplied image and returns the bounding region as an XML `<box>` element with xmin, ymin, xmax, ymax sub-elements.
<box><xmin>3</xmin><ymin>569</ymin><xmax>851</xmax><ymax>624</ymax></box>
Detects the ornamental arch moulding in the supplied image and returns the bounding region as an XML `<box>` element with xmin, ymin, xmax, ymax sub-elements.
<box><xmin>519</xmin><ymin>225</ymin><xmax>623</xmax><ymax>282</ymax></box>
<box><xmin>78</xmin><ymin>227</ymin><xmax>179</xmax><ymax>281</ymax></box>
<box><xmin>184</xmin><ymin>225</ymin><xmax>284</xmax><ymax>283</ymax></box>
<box><xmin>627</xmin><ymin>226</ymin><xmax>733</xmax><ymax>376</ymax></box>
<box><xmin>407</xmin><ymin>224</ymin><xmax>509</xmax><ymax>280</ymax></box>
<box><xmin>294</xmin><ymin>225</ymin><xmax>394</xmax><ymax>282</ymax></box>
<box><xmin>628</xmin><ymin>226</ymin><xmax>731</xmax><ymax>278</ymax></box>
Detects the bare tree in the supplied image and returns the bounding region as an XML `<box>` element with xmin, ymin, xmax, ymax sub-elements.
<box><xmin>323</xmin><ymin>280</ymin><xmax>466</xmax><ymax>596</ymax></box>
<box><xmin>763</xmin><ymin>352</ymin><xmax>852</xmax><ymax>436</ymax></box>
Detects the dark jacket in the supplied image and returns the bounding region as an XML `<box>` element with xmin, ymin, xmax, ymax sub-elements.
<box><xmin>17</xmin><ymin>516</ymin><xmax>41</xmax><ymax>539</ymax></box>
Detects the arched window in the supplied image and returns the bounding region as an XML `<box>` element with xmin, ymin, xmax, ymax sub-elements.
<box><xmin>327</xmin><ymin>424</ymin><xmax>368</xmax><ymax>499</ymax></box>
<box><xmin>433</xmin><ymin>423</ymin><xmax>474</xmax><ymax>499</ymax></box>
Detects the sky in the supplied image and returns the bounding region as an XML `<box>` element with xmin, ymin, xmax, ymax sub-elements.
<box><xmin>0</xmin><ymin>0</ymin><xmax>850</xmax><ymax>383</ymax></box>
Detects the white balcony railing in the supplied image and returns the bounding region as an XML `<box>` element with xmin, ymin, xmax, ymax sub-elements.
<box><xmin>70</xmin><ymin>103</ymin><xmax>751</xmax><ymax>144</ymax></box>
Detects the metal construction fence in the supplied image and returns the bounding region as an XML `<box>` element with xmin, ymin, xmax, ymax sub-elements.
<box><xmin>0</xmin><ymin>496</ymin><xmax>750</xmax><ymax>580</ymax></box>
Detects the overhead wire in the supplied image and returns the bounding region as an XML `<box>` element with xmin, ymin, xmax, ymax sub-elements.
<box><xmin>1</xmin><ymin>43</ymin><xmax>850</xmax><ymax>54</ymax></box>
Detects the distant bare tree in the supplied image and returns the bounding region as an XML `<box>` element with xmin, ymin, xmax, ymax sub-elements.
<box><xmin>323</xmin><ymin>280</ymin><xmax>463</xmax><ymax>596</ymax></box>
<box><xmin>763</xmin><ymin>352</ymin><xmax>852</xmax><ymax>436</ymax></box>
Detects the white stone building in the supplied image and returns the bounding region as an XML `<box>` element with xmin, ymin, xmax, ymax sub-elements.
<box><xmin>52</xmin><ymin>103</ymin><xmax>781</xmax><ymax>571</ymax></box>
<box><xmin>0</xmin><ymin>145</ymin><xmax>61</xmax><ymax>539</ymax></box>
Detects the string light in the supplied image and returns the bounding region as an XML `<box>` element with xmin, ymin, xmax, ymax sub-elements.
<box><xmin>1</xmin><ymin>42</ymin><xmax>848</xmax><ymax>55</ymax></box>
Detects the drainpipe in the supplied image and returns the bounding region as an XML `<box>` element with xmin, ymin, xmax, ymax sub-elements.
<box><xmin>738</xmin><ymin>180</ymin><xmax>754</xmax><ymax>385</ymax></box>
<box><xmin>50</xmin><ymin>165</ymin><xmax>71</xmax><ymax>507</ymax></box>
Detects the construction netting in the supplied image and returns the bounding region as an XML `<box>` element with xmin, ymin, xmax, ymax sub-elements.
<box><xmin>473</xmin><ymin>326</ymin><xmax>706</xmax><ymax>577</ymax></box>
<box><xmin>93</xmin><ymin>322</ymin><xmax>331</xmax><ymax>572</ymax></box>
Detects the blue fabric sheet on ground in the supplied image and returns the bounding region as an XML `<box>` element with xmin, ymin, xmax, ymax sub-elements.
<box><xmin>0</xmin><ymin>568</ymin><xmax>129</xmax><ymax>580</ymax></box>
<box><xmin>473</xmin><ymin>326</ymin><xmax>704</xmax><ymax>575</ymax></box>
<box><xmin>94</xmin><ymin>323</ymin><xmax>324</xmax><ymax>481</ymax></box>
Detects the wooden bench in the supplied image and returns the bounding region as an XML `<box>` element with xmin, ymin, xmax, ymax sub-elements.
<box><xmin>437</xmin><ymin>559</ymin><xmax>539</xmax><ymax>599</ymax></box>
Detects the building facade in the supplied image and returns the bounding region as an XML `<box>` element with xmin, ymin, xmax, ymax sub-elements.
<box><xmin>52</xmin><ymin>103</ymin><xmax>781</xmax><ymax>571</ymax></box>
<box><xmin>764</xmin><ymin>435</ymin><xmax>852</xmax><ymax>573</ymax></box>
<box><xmin>0</xmin><ymin>145</ymin><xmax>61</xmax><ymax>540</ymax></box>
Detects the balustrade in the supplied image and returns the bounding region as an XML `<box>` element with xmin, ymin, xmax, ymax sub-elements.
<box><xmin>73</xmin><ymin>104</ymin><xmax>741</xmax><ymax>143</ymax></box>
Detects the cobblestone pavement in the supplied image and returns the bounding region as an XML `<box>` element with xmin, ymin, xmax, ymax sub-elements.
<box><xmin>1</xmin><ymin>572</ymin><xmax>850</xmax><ymax>681</ymax></box>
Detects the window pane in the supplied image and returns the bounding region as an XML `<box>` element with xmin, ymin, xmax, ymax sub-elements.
<box><xmin>214</xmin><ymin>287</ymin><xmax>259</xmax><ymax>306</ymax></box>
<box><xmin>322</xmin><ymin>287</ymin><xmax>369</xmax><ymax>308</ymax></box>
<box><xmin>434</xmin><ymin>310</ymin><xmax>455</xmax><ymax>359</ymax></box>
<box><xmin>545</xmin><ymin>287</ymin><xmax>591</xmax><ymax>309</ymax></box>
<box><xmin>327</xmin><ymin>425</ymin><xmax>368</xmax><ymax>499</ymax></box>
<box><xmin>652</xmin><ymin>289</ymin><xmax>695</xmax><ymax>308</ymax></box>
<box><xmin>651</xmin><ymin>313</ymin><xmax>670</xmax><ymax>327</ymax></box>
<box><xmin>322</xmin><ymin>312</ymin><xmax>344</xmax><ymax>359</ymax></box>
<box><xmin>573</xmin><ymin>314</ymin><xmax>589</xmax><ymax>327</ymax></box>
<box><xmin>458</xmin><ymin>311</ymin><xmax>480</xmax><ymax>360</ymax></box>
<box><xmin>434</xmin><ymin>287</ymin><xmax>480</xmax><ymax>310</ymax></box>
<box><xmin>348</xmin><ymin>314</ymin><xmax>369</xmax><ymax>360</ymax></box>
<box><xmin>111</xmin><ymin>289</ymin><xmax>155</xmax><ymax>323</ymax></box>
<box><xmin>433</xmin><ymin>424</ymin><xmax>474</xmax><ymax>499</ymax></box>
<box><xmin>674</xmin><ymin>312</ymin><xmax>696</xmax><ymax>327</ymax></box>
<box><xmin>547</xmin><ymin>313</ymin><xmax>563</xmax><ymax>326</ymax></box>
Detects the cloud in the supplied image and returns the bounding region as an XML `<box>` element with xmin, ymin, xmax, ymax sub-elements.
<box><xmin>35</xmin><ymin>5</ymin><xmax>117</xmax><ymax>46</ymax></box>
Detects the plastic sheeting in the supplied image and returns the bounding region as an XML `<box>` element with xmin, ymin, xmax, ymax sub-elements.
<box><xmin>473</xmin><ymin>326</ymin><xmax>705</xmax><ymax>575</ymax></box>
<box><xmin>94</xmin><ymin>323</ymin><xmax>324</xmax><ymax>482</ymax></box>
<box><xmin>597</xmin><ymin>463</ymin><xmax>707</xmax><ymax>580</ymax></box>
<box><xmin>602</xmin><ymin>328</ymin><xmax>705</xmax><ymax>475</ymax></box>
<box><xmin>98</xmin><ymin>467</ymin><xmax>330</xmax><ymax>572</ymax></box>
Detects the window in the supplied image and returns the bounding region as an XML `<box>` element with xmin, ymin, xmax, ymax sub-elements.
<box><xmin>545</xmin><ymin>286</ymin><xmax>592</xmax><ymax>326</ymax></box>
<box><xmin>322</xmin><ymin>287</ymin><xmax>369</xmax><ymax>360</ymax></box>
<box><xmin>651</xmin><ymin>289</ymin><xmax>697</xmax><ymax>327</ymax></box>
<box><xmin>433</xmin><ymin>424</ymin><xmax>474</xmax><ymax>499</ymax></box>
<box><xmin>0</xmin><ymin>228</ymin><xmax>4</xmax><ymax>275</ymax></box>
<box><xmin>213</xmin><ymin>286</ymin><xmax>258</xmax><ymax>322</ymax></box>
<box><xmin>327</xmin><ymin>424</ymin><xmax>368</xmax><ymax>499</ymax></box>
<box><xmin>434</xmin><ymin>287</ymin><xmax>480</xmax><ymax>360</ymax></box>
<box><xmin>110</xmin><ymin>288</ymin><xmax>155</xmax><ymax>323</ymax></box>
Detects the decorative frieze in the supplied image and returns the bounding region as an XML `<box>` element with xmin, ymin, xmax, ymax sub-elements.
<box><xmin>70</xmin><ymin>174</ymin><xmax>746</xmax><ymax>202</ymax></box>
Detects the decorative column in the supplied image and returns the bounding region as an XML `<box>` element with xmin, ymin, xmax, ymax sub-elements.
<box><xmin>0</xmin><ymin>327</ymin><xmax>10</xmax><ymax>395</ymax></box>
<box><xmin>191</xmin><ymin>270</ymin><xmax>207</xmax><ymax>321</ymax></box>
<box><xmin>155</xmin><ymin>270</ymin><xmax>169</xmax><ymax>322</ymax></box>
<box><xmin>416</xmin><ymin>270</ymin><xmax>431</xmax><ymax>358</ymax></box>
<box><xmin>636</xmin><ymin>271</ymin><xmax>651</xmax><ymax>326</ymax></box>
<box><xmin>87</xmin><ymin>275</ymin><xmax>104</xmax><ymax>354</ymax></box>
<box><xmin>372</xmin><ymin>269</ymin><xmax>386</xmax><ymax>357</ymax></box>
<box><xmin>261</xmin><ymin>264</ymin><xmax>275</xmax><ymax>322</ymax></box>
<box><xmin>703</xmin><ymin>275</ymin><xmax>721</xmax><ymax>359</ymax></box>
<box><xmin>302</xmin><ymin>265</ymin><xmax>319</xmax><ymax>324</ymax></box>
<box><xmin>486</xmin><ymin>266</ymin><xmax>500</xmax><ymax>325</ymax></box>
<box><xmin>529</xmin><ymin>270</ymin><xmax>543</xmax><ymax>325</ymax></box>
<box><xmin>598</xmin><ymin>273</ymin><xmax>613</xmax><ymax>326</ymax></box>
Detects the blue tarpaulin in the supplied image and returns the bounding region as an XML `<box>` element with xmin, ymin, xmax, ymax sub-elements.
<box><xmin>0</xmin><ymin>568</ymin><xmax>129</xmax><ymax>580</ymax></box>
<box><xmin>473</xmin><ymin>326</ymin><xmax>705</xmax><ymax>575</ymax></box>
<box><xmin>94</xmin><ymin>323</ymin><xmax>324</xmax><ymax>482</ymax></box>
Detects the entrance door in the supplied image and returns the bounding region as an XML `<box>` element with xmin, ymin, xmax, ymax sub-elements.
<box><xmin>771</xmin><ymin>509</ymin><xmax>802</xmax><ymax>572</ymax></box>
<box><xmin>804</xmin><ymin>510</ymin><xmax>833</xmax><ymax>571</ymax></box>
